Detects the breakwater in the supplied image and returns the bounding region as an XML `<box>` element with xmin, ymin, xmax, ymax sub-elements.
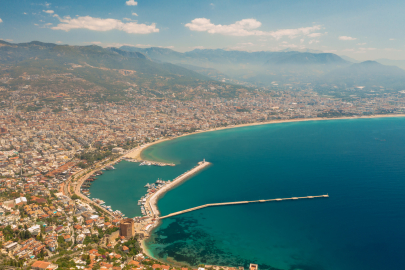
<box><xmin>122</xmin><ymin>157</ymin><xmax>175</xmax><ymax>166</ymax></box>
<box><xmin>147</xmin><ymin>160</ymin><xmax>211</xmax><ymax>217</ymax></box>
<box><xmin>160</xmin><ymin>195</ymin><xmax>329</xmax><ymax>219</ymax></box>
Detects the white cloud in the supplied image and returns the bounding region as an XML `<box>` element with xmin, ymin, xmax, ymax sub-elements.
<box><xmin>191</xmin><ymin>46</ymin><xmax>205</xmax><ymax>50</ymax></box>
<box><xmin>0</xmin><ymin>18</ymin><xmax>2</xmax><ymax>23</ymax></box>
<box><xmin>23</xmin><ymin>12</ymin><xmax>27</xmax><ymax>15</ymax></box>
<box><xmin>33</xmin><ymin>2</ymin><xmax>51</xmax><ymax>7</ymax></box>
<box><xmin>123</xmin><ymin>18</ymin><xmax>132</xmax><ymax>21</ymax></box>
<box><xmin>43</xmin><ymin>10</ymin><xmax>54</xmax><ymax>14</ymax></box>
<box><xmin>56</xmin><ymin>41</ymin><xmax>63</xmax><ymax>44</ymax></box>
<box><xmin>339</xmin><ymin>36</ymin><xmax>357</xmax><ymax>41</ymax></box>
<box><xmin>185</xmin><ymin>18</ymin><xmax>322</xmax><ymax>39</ymax></box>
<box><xmin>307</xmin><ymin>32</ymin><xmax>322</xmax><ymax>38</ymax></box>
<box><xmin>357</xmin><ymin>42</ymin><xmax>366</xmax><ymax>45</ymax></box>
<box><xmin>126</xmin><ymin>0</ymin><xmax>138</xmax><ymax>6</ymax></box>
<box><xmin>185</xmin><ymin>18</ymin><xmax>262</xmax><ymax>36</ymax></box>
<box><xmin>132</xmin><ymin>12</ymin><xmax>138</xmax><ymax>16</ymax></box>
<box><xmin>389</xmin><ymin>38</ymin><xmax>395</xmax><ymax>41</ymax></box>
<box><xmin>270</xmin><ymin>25</ymin><xmax>322</xmax><ymax>40</ymax></box>
<box><xmin>280</xmin><ymin>43</ymin><xmax>300</xmax><ymax>48</ymax></box>
<box><xmin>51</xmin><ymin>15</ymin><xmax>159</xmax><ymax>34</ymax></box>
<box><xmin>309</xmin><ymin>40</ymin><xmax>320</xmax><ymax>44</ymax></box>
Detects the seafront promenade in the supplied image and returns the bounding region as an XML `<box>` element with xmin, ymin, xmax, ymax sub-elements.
<box><xmin>159</xmin><ymin>194</ymin><xmax>329</xmax><ymax>219</ymax></box>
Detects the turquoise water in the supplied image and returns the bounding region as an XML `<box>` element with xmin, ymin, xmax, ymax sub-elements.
<box><xmin>91</xmin><ymin>118</ymin><xmax>405</xmax><ymax>269</ymax></box>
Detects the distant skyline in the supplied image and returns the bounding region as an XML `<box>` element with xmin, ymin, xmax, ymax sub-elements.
<box><xmin>0</xmin><ymin>0</ymin><xmax>404</xmax><ymax>60</ymax></box>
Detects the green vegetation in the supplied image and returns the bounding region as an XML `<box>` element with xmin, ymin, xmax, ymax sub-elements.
<box><xmin>76</xmin><ymin>150</ymin><xmax>113</xmax><ymax>167</ymax></box>
<box><xmin>55</xmin><ymin>256</ymin><xmax>76</xmax><ymax>269</ymax></box>
<box><xmin>71</xmin><ymin>194</ymin><xmax>80</xmax><ymax>200</ymax></box>
<box><xmin>236</xmin><ymin>108</ymin><xmax>250</xmax><ymax>112</ymax></box>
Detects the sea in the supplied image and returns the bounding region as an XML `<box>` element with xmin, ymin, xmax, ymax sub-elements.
<box><xmin>89</xmin><ymin>117</ymin><xmax>405</xmax><ymax>270</ymax></box>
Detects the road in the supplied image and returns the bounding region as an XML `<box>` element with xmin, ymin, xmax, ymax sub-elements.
<box><xmin>68</xmin><ymin>159</ymin><xmax>122</xmax><ymax>220</ymax></box>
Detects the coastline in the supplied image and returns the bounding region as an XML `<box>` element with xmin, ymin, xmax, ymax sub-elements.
<box><xmin>124</xmin><ymin>114</ymin><xmax>405</xmax><ymax>264</ymax></box>
<box><xmin>148</xmin><ymin>161</ymin><xmax>211</xmax><ymax>216</ymax></box>
<box><xmin>139</xmin><ymin>161</ymin><xmax>211</xmax><ymax>261</ymax></box>
<box><xmin>125</xmin><ymin>114</ymin><xmax>405</xmax><ymax>162</ymax></box>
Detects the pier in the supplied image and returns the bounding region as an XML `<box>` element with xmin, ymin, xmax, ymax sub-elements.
<box><xmin>146</xmin><ymin>160</ymin><xmax>211</xmax><ymax>217</ymax></box>
<box><xmin>159</xmin><ymin>194</ymin><xmax>329</xmax><ymax>219</ymax></box>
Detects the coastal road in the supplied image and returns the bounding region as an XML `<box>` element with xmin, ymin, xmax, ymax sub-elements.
<box><xmin>69</xmin><ymin>159</ymin><xmax>123</xmax><ymax>220</ymax></box>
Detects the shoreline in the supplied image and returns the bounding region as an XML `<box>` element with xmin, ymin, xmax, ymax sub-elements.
<box><xmin>140</xmin><ymin>161</ymin><xmax>211</xmax><ymax>261</ymax></box>
<box><xmin>124</xmin><ymin>114</ymin><xmax>405</xmax><ymax>162</ymax></box>
<box><xmin>148</xmin><ymin>161</ymin><xmax>211</xmax><ymax>216</ymax></box>
<box><xmin>124</xmin><ymin>114</ymin><xmax>405</xmax><ymax>264</ymax></box>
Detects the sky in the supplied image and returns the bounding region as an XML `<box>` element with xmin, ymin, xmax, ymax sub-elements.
<box><xmin>0</xmin><ymin>0</ymin><xmax>404</xmax><ymax>60</ymax></box>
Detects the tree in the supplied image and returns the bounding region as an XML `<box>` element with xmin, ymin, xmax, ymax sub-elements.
<box><xmin>24</xmin><ymin>230</ymin><xmax>31</xmax><ymax>239</ymax></box>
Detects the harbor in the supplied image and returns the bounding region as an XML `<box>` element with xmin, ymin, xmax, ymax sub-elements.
<box><xmin>78</xmin><ymin>156</ymin><xmax>209</xmax><ymax>225</ymax></box>
<box><xmin>80</xmin><ymin>155</ymin><xmax>330</xmax><ymax>233</ymax></box>
<box><xmin>127</xmin><ymin>160</ymin><xmax>211</xmax><ymax>223</ymax></box>
<box><xmin>146</xmin><ymin>160</ymin><xmax>211</xmax><ymax>218</ymax></box>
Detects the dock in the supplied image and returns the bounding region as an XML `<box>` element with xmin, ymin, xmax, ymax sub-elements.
<box><xmin>147</xmin><ymin>160</ymin><xmax>211</xmax><ymax>217</ymax></box>
<box><xmin>159</xmin><ymin>194</ymin><xmax>329</xmax><ymax>219</ymax></box>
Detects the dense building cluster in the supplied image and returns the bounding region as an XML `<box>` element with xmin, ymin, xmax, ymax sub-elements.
<box><xmin>2</xmin><ymin>85</ymin><xmax>405</xmax><ymax>177</ymax></box>
<box><xmin>1</xmin><ymin>70</ymin><xmax>405</xmax><ymax>269</ymax></box>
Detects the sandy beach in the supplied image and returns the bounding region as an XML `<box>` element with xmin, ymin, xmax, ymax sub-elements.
<box><xmin>123</xmin><ymin>139</ymin><xmax>173</xmax><ymax>160</ymax></box>
<box><xmin>124</xmin><ymin>114</ymin><xmax>405</xmax><ymax>162</ymax></box>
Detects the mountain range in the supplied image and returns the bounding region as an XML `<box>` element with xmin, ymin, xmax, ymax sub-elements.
<box><xmin>1</xmin><ymin>40</ymin><xmax>254</xmax><ymax>101</ymax></box>
<box><xmin>1</xmin><ymin>40</ymin><xmax>404</xmax><ymax>96</ymax></box>
<box><xmin>120</xmin><ymin>46</ymin><xmax>405</xmax><ymax>90</ymax></box>
<box><xmin>0</xmin><ymin>40</ymin><xmax>207</xmax><ymax>82</ymax></box>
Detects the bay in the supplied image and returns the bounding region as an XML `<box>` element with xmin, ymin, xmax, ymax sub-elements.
<box><xmin>91</xmin><ymin>118</ymin><xmax>405</xmax><ymax>270</ymax></box>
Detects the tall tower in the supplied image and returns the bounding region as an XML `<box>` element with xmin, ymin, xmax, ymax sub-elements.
<box><xmin>119</xmin><ymin>218</ymin><xmax>135</xmax><ymax>238</ymax></box>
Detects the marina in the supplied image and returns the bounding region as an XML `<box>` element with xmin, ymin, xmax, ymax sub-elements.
<box><xmin>147</xmin><ymin>160</ymin><xmax>211</xmax><ymax>218</ymax></box>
